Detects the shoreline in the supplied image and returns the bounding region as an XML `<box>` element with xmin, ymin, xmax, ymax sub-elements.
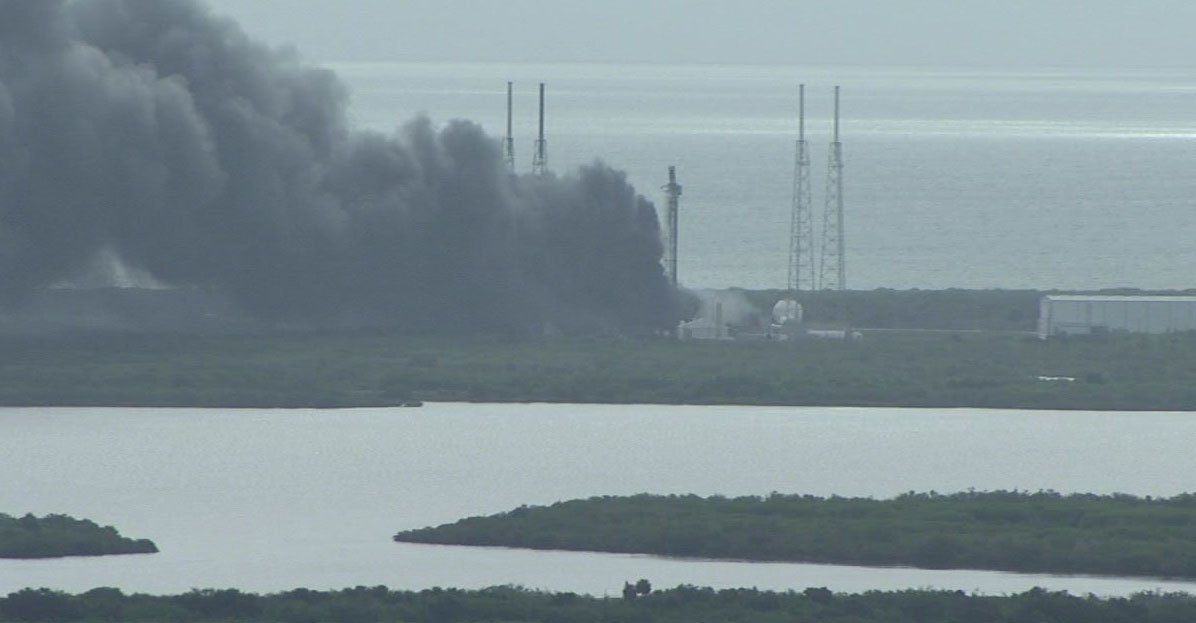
<box><xmin>4</xmin><ymin>399</ymin><xmax>1196</xmax><ymax>413</ymax></box>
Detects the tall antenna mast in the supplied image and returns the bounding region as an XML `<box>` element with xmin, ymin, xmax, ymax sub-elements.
<box><xmin>662</xmin><ymin>166</ymin><xmax>682</xmax><ymax>286</ymax></box>
<box><xmin>819</xmin><ymin>86</ymin><xmax>846</xmax><ymax>291</ymax></box>
<box><xmin>788</xmin><ymin>83</ymin><xmax>815</xmax><ymax>294</ymax></box>
<box><xmin>532</xmin><ymin>83</ymin><xmax>548</xmax><ymax>176</ymax></box>
<box><xmin>503</xmin><ymin>82</ymin><xmax>515</xmax><ymax>172</ymax></box>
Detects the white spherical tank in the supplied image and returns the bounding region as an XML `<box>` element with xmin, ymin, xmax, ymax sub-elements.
<box><xmin>772</xmin><ymin>299</ymin><xmax>803</xmax><ymax>324</ymax></box>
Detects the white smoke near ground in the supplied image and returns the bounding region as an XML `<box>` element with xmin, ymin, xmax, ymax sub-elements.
<box><xmin>689</xmin><ymin>289</ymin><xmax>766</xmax><ymax>328</ymax></box>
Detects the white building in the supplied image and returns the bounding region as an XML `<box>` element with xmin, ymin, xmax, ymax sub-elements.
<box><xmin>1038</xmin><ymin>295</ymin><xmax>1196</xmax><ymax>338</ymax></box>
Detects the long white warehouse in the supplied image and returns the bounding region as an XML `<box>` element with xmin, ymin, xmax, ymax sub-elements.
<box><xmin>1038</xmin><ymin>295</ymin><xmax>1196</xmax><ymax>338</ymax></box>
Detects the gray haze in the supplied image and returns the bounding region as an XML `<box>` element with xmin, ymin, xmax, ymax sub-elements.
<box><xmin>204</xmin><ymin>0</ymin><xmax>1196</xmax><ymax>69</ymax></box>
<box><xmin>0</xmin><ymin>0</ymin><xmax>677</xmax><ymax>332</ymax></box>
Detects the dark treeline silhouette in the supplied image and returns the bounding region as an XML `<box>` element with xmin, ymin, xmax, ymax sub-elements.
<box><xmin>0</xmin><ymin>514</ymin><xmax>156</xmax><ymax>559</ymax></box>
<box><xmin>395</xmin><ymin>491</ymin><xmax>1196</xmax><ymax>579</ymax></box>
<box><xmin>4</xmin><ymin>585</ymin><xmax>1196</xmax><ymax>623</ymax></box>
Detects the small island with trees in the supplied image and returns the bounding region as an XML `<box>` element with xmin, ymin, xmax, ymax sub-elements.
<box><xmin>394</xmin><ymin>491</ymin><xmax>1196</xmax><ymax>579</ymax></box>
<box><xmin>0</xmin><ymin>513</ymin><xmax>158</xmax><ymax>559</ymax></box>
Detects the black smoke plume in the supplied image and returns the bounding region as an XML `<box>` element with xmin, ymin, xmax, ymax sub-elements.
<box><xmin>0</xmin><ymin>0</ymin><xmax>678</xmax><ymax>333</ymax></box>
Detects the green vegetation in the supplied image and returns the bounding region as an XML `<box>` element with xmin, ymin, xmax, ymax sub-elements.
<box><xmin>0</xmin><ymin>514</ymin><xmax>157</xmax><ymax>559</ymax></box>
<box><xmin>4</xmin><ymin>327</ymin><xmax>1196</xmax><ymax>409</ymax></box>
<box><xmin>4</xmin><ymin>585</ymin><xmax>1196</xmax><ymax>623</ymax></box>
<box><xmin>395</xmin><ymin>492</ymin><xmax>1196</xmax><ymax>579</ymax></box>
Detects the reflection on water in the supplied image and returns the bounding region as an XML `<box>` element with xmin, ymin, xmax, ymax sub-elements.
<box><xmin>2</xmin><ymin>403</ymin><xmax>1195</xmax><ymax>595</ymax></box>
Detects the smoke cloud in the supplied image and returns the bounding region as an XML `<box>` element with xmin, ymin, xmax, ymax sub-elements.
<box><xmin>0</xmin><ymin>0</ymin><xmax>678</xmax><ymax>333</ymax></box>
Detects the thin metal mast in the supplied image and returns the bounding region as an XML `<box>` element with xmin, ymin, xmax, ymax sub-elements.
<box><xmin>503</xmin><ymin>82</ymin><xmax>515</xmax><ymax>173</ymax></box>
<box><xmin>819</xmin><ymin>86</ymin><xmax>846</xmax><ymax>291</ymax></box>
<box><xmin>788</xmin><ymin>84</ymin><xmax>815</xmax><ymax>294</ymax></box>
<box><xmin>532</xmin><ymin>83</ymin><xmax>548</xmax><ymax>176</ymax></box>
<box><xmin>662</xmin><ymin>166</ymin><xmax>682</xmax><ymax>286</ymax></box>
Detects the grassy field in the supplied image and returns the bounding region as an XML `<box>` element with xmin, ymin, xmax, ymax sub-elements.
<box><xmin>3</xmin><ymin>329</ymin><xmax>1196</xmax><ymax>409</ymax></box>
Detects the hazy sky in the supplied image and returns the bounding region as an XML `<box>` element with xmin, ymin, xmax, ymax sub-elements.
<box><xmin>201</xmin><ymin>0</ymin><xmax>1196</xmax><ymax>69</ymax></box>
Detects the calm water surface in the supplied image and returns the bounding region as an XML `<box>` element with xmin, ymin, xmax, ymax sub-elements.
<box><xmin>329</xmin><ymin>62</ymin><xmax>1196</xmax><ymax>290</ymax></box>
<box><xmin>3</xmin><ymin>403</ymin><xmax>1196</xmax><ymax>595</ymax></box>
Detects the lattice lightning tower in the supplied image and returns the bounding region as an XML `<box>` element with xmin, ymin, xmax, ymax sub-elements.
<box><xmin>788</xmin><ymin>84</ymin><xmax>815</xmax><ymax>294</ymax></box>
<box><xmin>532</xmin><ymin>83</ymin><xmax>548</xmax><ymax>176</ymax></box>
<box><xmin>819</xmin><ymin>86</ymin><xmax>846</xmax><ymax>291</ymax></box>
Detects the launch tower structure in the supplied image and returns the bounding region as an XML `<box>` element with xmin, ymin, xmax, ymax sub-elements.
<box><xmin>533</xmin><ymin>83</ymin><xmax>548</xmax><ymax>176</ymax></box>
<box><xmin>787</xmin><ymin>84</ymin><xmax>815</xmax><ymax>294</ymax></box>
<box><xmin>503</xmin><ymin>82</ymin><xmax>515</xmax><ymax>173</ymax></box>
<box><xmin>819</xmin><ymin>86</ymin><xmax>846</xmax><ymax>291</ymax></box>
<box><xmin>663</xmin><ymin>166</ymin><xmax>682</xmax><ymax>286</ymax></box>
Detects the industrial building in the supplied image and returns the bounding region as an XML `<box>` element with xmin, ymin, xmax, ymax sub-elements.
<box><xmin>1038</xmin><ymin>295</ymin><xmax>1196</xmax><ymax>338</ymax></box>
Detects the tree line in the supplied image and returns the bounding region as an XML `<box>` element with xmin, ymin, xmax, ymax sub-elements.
<box><xmin>4</xmin><ymin>585</ymin><xmax>1196</xmax><ymax>623</ymax></box>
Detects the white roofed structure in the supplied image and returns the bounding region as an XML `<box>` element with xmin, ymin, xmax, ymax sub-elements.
<box><xmin>1038</xmin><ymin>295</ymin><xmax>1196</xmax><ymax>338</ymax></box>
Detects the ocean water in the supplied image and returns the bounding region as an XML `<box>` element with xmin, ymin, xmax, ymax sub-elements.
<box><xmin>329</xmin><ymin>62</ymin><xmax>1196</xmax><ymax>291</ymax></box>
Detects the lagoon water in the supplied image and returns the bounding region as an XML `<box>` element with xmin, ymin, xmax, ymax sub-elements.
<box><xmin>4</xmin><ymin>403</ymin><xmax>1196</xmax><ymax>596</ymax></box>
<box><xmin>329</xmin><ymin>62</ymin><xmax>1196</xmax><ymax>291</ymax></box>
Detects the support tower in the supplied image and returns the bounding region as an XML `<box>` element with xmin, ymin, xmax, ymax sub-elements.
<box><xmin>503</xmin><ymin>82</ymin><xmax>515</xmax><ymax>172</ymax></box>
<box><xmin>819</xmin><ymin>86</ymin><xmax>846</xmax><ymax>291</ymax></box>
<box><xmin>788</xmin><ymin>84</ymin><xmax>815</xmax><ymax>294</ymax></box>
<box><xmin>532</xmin><ymin>83</ymin><xmax>548</xmax><ymax>176</ymax></box>
<box><xmin>662</xmin><ymin>166</ymin><xmax>682</xmax><ymax>286</ymax></box>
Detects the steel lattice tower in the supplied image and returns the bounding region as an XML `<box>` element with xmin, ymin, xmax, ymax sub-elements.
<box><xmin>788</xmin><ymin>84</ymin><xmax>815</xmax><ymax>294</ymax></box>
<box><xmin>819</xmin><ymin>86</ymin><xmax>846</xmax><ymax>291</ymax></box>
<box><xmin>503</xmin><ymin>82</ymin><xmax>515</xmax><ymax>173</ymax></box>
<box><xmin>532</xmin><ymin>83</ymin><xmax>548</xmax><ymax>176</ymax></box>
<box><xmin>662</xmin><ymin>166</ymin><xmax>682</xmax><ymax>286</ymax></box>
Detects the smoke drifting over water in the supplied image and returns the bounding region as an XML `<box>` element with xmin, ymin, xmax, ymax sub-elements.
<box><xmin>0</xmin><ymin>0</ymin><xmax>677</xmax><ymax>332</ymax></box>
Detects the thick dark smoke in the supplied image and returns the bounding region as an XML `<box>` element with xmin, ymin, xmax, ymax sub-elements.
<box><xmin>0</xmin><ymin>0</ymin><xmax>678</xmax><ymax>333</ymax></box>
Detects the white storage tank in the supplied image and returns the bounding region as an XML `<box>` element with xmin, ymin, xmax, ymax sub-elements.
<box><xmin>772</xmin><ymin>299</ymin><xmax>803</xmax><ymax>325</ymax></box>
<box><xmin>1038</xmin><ymin>295</ymin><xmax>1196</xmax><ymax>338</ymax></box>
